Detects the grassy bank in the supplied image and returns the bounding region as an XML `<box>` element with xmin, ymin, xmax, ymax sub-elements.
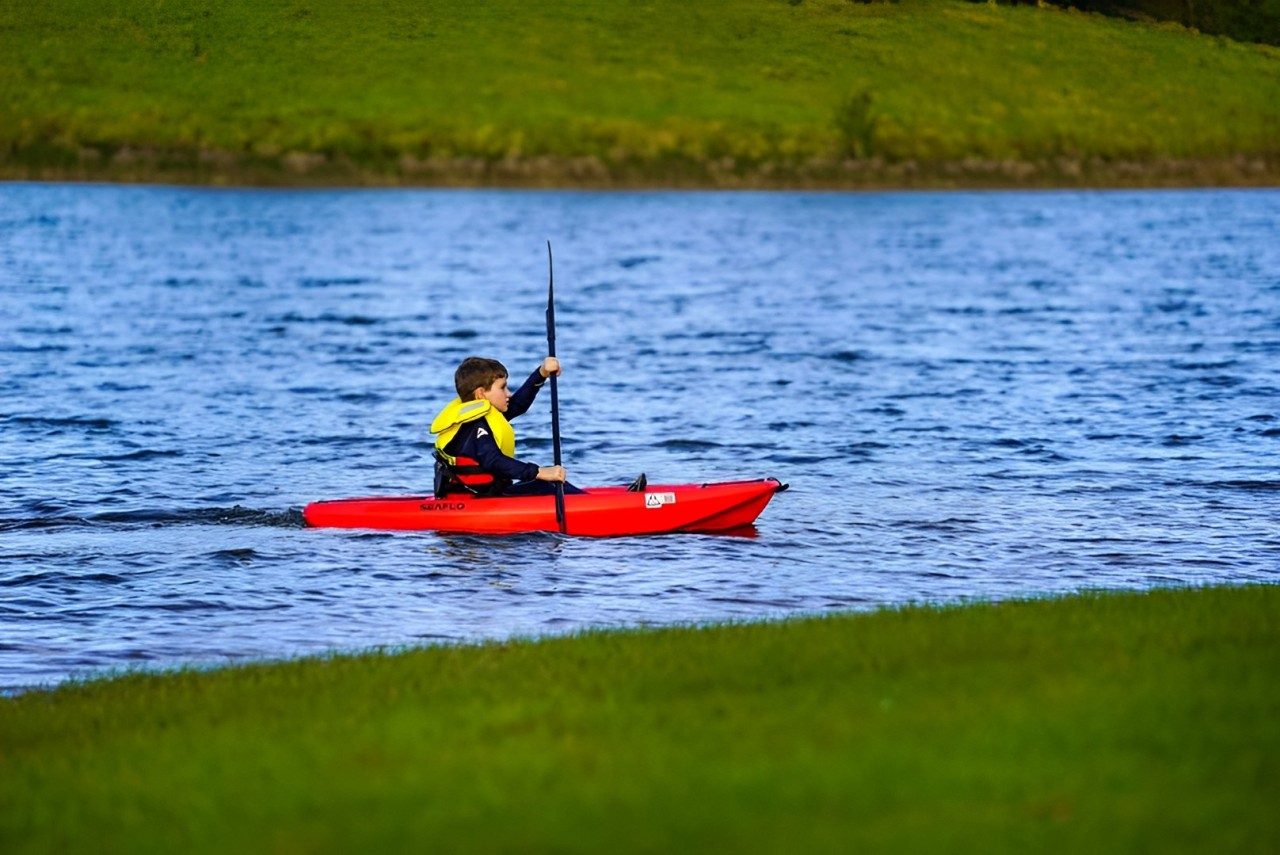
<box><xmin>1</xmin><ymin>0</ymin><xmax>1278</xmax><ymax>188</ymax></box>
<box><xmin>2</xmin><ymin>584</ymin><xmax>1277</xmax><ymax>852</ymax></box>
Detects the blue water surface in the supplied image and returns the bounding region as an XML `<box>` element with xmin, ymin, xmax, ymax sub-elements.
<box><xmin>2</xmin><ymin>184</ymin><xmax>1277</xmax><ymax>691</ymax></box>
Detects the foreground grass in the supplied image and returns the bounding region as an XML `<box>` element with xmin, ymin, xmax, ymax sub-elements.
<box><xmin>2</xmin><ymin>584</ymin><xmax>1277</xmax><ymax>852</ymax></box>
<box><xmin>1</xmin><ymin>0</ymin><xmax>1278</xmax><ymax>187</ymax></box>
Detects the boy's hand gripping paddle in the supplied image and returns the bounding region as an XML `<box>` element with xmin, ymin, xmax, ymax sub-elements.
<box><xmin>546</xmin><ymin>241</ymin><xmax>566</xmax><ymax>534</ymax></box>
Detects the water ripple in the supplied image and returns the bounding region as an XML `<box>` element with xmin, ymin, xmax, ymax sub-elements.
<box><xmin>1</xmin><ymin>185</ymin><xmax>1278</xmax><ymax>690</ymax></box>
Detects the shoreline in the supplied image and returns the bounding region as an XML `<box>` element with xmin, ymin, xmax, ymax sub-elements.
<box><xmin>5</xmin><ymin>582</ymin><xmax>1273</xmax><ymax>697</ymax></box>
<box><xmin>4</xmin><ymin>152</ymin><xmax>1277</xmax><ymax>192</ymax></box>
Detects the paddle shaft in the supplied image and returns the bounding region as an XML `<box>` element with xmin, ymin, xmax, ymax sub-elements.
<box><xmin>546</xmin><ymin>242</ymin><xmax>566</xmax><ymax>533</ymax></box>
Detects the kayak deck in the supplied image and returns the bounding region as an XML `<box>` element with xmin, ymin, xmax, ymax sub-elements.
<box><xmin>303</xmin><ymin>478</ymin><xmax>786</xmax><ymax>536</ymax></box>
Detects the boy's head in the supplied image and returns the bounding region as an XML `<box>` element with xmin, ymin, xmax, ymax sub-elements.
<box><xmin>454</xmin><ymin>356</ymin><xmax>508</xmax><ymax>402</ymax></box>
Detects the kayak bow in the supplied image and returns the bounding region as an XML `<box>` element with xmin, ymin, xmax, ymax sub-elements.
<box><xmin>303</xmin><ymin>478</ymin><xmax>786</xmax><ymax>536</ymax></box>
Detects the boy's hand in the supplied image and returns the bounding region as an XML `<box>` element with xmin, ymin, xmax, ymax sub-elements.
<box><xmin>537</xmin><ymin>465</ymin><xmax>567</xmax><ymax>483</ymax></box>
<box><xmin>539</xmin><ymin>357</ymin><xmax>561</xmax><ymax>379</ymax></box>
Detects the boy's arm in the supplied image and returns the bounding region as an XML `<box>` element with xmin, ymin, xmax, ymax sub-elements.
<box><xmin>471</xmin><ymin>425</ymin><xmax>541</xmax><ymax>483</ymax></box>
<box><xmin>506</xmin><ymin>362</ymin><xmax>555</xmax><ymax>420</ymax></box>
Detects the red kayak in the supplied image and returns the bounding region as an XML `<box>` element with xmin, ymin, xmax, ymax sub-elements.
<box><xmin>303</xmin><ymin>478</ymin><xmax>786</xmax><ymax>536</ymax></box>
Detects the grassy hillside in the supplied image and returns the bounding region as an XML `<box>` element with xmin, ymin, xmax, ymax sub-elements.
<box><xmin>1</xmin><ymin>0</ymin><xmax>1278</xmax><ymax>187</ymax></box>
<box><xmin>2</xmin><ymin>585</ymin><xmax>1277</xmax><ymax>853</ymax></box>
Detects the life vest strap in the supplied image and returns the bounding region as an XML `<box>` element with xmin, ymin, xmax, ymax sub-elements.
<box><xmin>433</xmin><ymin>450</ymin><xmax>498</xmax><ymax>497</ymax></box>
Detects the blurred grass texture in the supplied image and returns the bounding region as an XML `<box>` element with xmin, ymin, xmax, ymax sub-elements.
<box><xmin>1</xmin><ymin>0</ymin><xmax>1278</xmax><ymax>186</ymax></box>
<box><xmin>2</xmin><ymin>584</ymin><xmax>1277</xmax><ymax>853</ymax></box>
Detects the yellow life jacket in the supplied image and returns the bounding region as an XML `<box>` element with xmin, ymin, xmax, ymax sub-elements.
<box><xmin>430</xmin><ymin>399</ymin><xmax>517</xmax><ymax>492</ymax></box>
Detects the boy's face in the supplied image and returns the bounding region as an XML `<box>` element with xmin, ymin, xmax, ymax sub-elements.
<box><xmin>475</xmin><ymin>376</ymin><xmax>511</xmax><ymax>413</ymax></box>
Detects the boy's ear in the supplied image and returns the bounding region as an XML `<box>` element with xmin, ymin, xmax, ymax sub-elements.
<box><xmin>472</xmin><ymin>387</ymin><xmax>487</xmax><ymax>400</ymax></box>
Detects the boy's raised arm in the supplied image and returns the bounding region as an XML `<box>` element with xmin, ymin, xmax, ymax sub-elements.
<box><xmin>506</xmin><ymin>358</ymin><xmax>561</xmax><ymax>419</ymax></box>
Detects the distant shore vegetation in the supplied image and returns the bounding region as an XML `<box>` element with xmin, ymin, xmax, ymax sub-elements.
<box><xmin>1</xmin><ymin>0</ymin><xmax>1277</xmax><ymax>189</ymax></box>
<box><xmin>990</xmin><ymin>0</ymin><xmax>1280</xmax><ymax>47</ymax></box>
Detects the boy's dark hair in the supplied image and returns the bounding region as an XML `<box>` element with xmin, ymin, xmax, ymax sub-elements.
<box><xmin>454</xmin><ymin>357</ymin><xmax>507</xmax><ymax>400</ymax></box>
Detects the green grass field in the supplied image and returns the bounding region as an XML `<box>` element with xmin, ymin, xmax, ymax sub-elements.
<box><xmin>2</xmin><ymin>0</ymin><xmax>1278</xmax><ymax>187</ymax></box>
<box><xmin>3</xmin><ymin>584</ymin><xmax>1276</xmax><ymax>853</ymax></box>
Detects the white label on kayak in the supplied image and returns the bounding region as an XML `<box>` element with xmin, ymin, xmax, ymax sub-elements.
<box><xmin>645</xmin><ymin>492</ymin><xmax>676</xmax><ymax>508</ymax></box>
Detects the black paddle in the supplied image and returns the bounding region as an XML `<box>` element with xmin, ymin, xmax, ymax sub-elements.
<box><xmin>546</xmin><ymin>241</ymin><xmax>566</xmax><ymax>534</ymax></box>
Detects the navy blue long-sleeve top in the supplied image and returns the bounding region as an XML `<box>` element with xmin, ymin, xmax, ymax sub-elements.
<box><xmin>440</xmin><ymin>367</ymin><xmax>547</xmax><ymax>486</ymax></box>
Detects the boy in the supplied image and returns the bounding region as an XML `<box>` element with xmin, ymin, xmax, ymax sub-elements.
<box><xmin>431</xmin><ymin>355</ymin><xmax>582</xmax><ymax>498</ymax></box>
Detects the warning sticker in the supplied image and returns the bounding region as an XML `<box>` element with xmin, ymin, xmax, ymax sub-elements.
<box><xmin>645</xmin><ymin>492</ymin><xmax>676</xmax><ymax>508</ymax></box>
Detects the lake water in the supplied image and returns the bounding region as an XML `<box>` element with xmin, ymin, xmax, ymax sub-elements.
<box><xmin>2</xmin><ymin>183</ymin><xmax>1277</xmax><ymax>691</ymax></box>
